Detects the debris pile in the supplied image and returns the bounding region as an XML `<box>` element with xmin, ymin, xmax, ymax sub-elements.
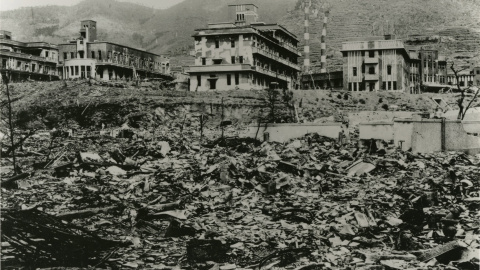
<box><xmin>1</xmin><ymin>126</ymin><xmax>479</xmax><ymax>269</ymax></box>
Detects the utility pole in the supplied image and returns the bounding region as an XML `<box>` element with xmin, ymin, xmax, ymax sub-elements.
<box><xmin>221</xmin><ymin>97</ymin><xmax>225</xmax><ymax>140</ymax></box>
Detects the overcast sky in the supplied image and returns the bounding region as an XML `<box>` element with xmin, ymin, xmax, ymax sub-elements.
<box><xmin>0</xmin><ymin>0</ymin><xmax>186</xmax><ymax>11</ymax></box>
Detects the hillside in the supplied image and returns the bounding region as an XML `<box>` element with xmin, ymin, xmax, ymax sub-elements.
<box><xmin>0</xmin><ymin>0</ymin><xmax>479</xmax><ymax>69</ymax></box>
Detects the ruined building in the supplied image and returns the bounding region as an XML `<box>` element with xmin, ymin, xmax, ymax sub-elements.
<box><xmin>186</xmin><ymin>4</ymin><xmax>301</xmax><ymax>91</ymax></box>
<box><xmin>0</xmin><ymin>30</ymin><xmax>59</xmax><ymax>82</ymax></box>
<box><xmin>57</xmin><ymin>20</ymin><xmax>172</xmax><ymax>81</ymax></box>
<box><xmin>341</xmin><ymin>35</ymin><xmax>448</xmax><ymax>93</ymax></box>
<box><xmin>341</xmin><ymin>35</ymin><xmax>411</xmax><ymax>92</ymax></box>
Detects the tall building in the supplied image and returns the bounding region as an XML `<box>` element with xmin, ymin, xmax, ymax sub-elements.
<box><xmin>186</xmin><ymin>4</ymin><xmax>301</xmax><ymax>91</ymax></box>
<box><xmin>341</xmin><ymin>35</ymin><xmax>411</xmax><ymax>92</ymax></box>
<box><xmin>58</xmin><ymin>20</ymin><xmax>172</xmax><ymax>81</ymax></box>
<box><xmin>0</xmin><ymin>30</ymin><xmax>59</xmax><ymax>82</ymax></box>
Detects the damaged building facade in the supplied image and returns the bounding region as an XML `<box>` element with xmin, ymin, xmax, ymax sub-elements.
<box><xmin>58</xmin><ymin>20</ymin><xmax>171</xmax><ymax>81</ymax></box>
<box><xmin>341</xmin><ymin>36</ymin><xmax>412</xmax><ymax>93</ymax></box>
<box><xmin>341</xmin><ymin>35</ymin><xmax>449</xmax><ymax>93</ymax></box>
<box><xmin>187</xmin><ymin>4</ymin><xmax>300</xmax><ymax>91</ymax></box>
<box><xmin>0</xmin><ymin>30</ymin><xmax>59</xmax><ymax>82</ymax></box>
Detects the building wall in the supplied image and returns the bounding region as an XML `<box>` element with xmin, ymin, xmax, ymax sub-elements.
<box><xmin>343</xmin><ymin>48</ymin><xmax>407</xmax><ymax>92</ymax></box>
<box><xmin>189</xmin><ymin>72</ymin><xmax>251</xmax><ymax>91</ymax></box>
<box><xmin>241</xmin><ymin>123</ymin><xmax>343</xmax><ymax>142</ymax></box>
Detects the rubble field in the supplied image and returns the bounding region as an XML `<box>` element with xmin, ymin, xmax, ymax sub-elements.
<box><xmin>1</xmin><ymin>110</ymin><xmax>480</xmax><ymax>269</ymax></box>
<box><xmin>1</xmin><ymin>80</ymin><xmax>479</xmax><ymax>269</ymax></box>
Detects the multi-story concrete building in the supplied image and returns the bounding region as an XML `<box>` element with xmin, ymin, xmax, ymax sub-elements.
<box><xmin>186</xmin><ymin>4</ymin><xmax>301</xmax><ymax>91</ymax></box>
<box><xmin>418</xmin><ymin>50</ymin><xmax>447</xmax><ymax>86</ymax></box>
<box><xmin>0</xmin><ymin>30</ymin><xmax>59</xmax><ymax>82</ymax></box>
<box><xmin>341</xmin><ymin>35</ymin><xmax>411</xmax><ymax>92</ymax></box>
<box><xmin>58</xmin><ymin>20</ymin><xmax>172</xmax><ymax>81</ymax></box>
<box><xmin>341</xmin><ymin>36</ymin><xmax>449</xmax><ymax>93</ymax></box>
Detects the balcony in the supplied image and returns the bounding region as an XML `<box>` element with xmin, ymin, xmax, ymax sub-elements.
<box><xmin>365</xmin><ymin>74</ymin><xmax>379</xmax><ymax>80</ymax></box>
<box><xmin>252</xmin><ymin>47</ymin><xmax>300</xmax><ymax>70</ymax></box>
<box><xmin>96</xmin><ymin>59</ymin><xmax>169</xmax><ymax>75</ymax></box>
<box><xmin>0</xmin><ymin>50</ymin><xmax>57</xmax><ymax>63</ymax></box>
<box><xmin>364</xmin><ymin>58</ymin><xmax>378</xmax><ymax>64</ymax></box>
<box><xmin>187</xmin><ymin>64</ymin><xmax>252</xmax><ymax>73</ymax></box>
<box><xmin>251</xmin><ymin>66</ymin><xmax>290</xmax><ymax>82</ymax></box>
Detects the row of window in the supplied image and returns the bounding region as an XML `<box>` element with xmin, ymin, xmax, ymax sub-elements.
<box><xmin>348</xmin><ymin>81</ymin><xmax>397</xmax><ymax>91</ymax></box>
<box><xmin>352</xmin><ymin>65</ymin><xmax>391</xmax><ymax>76</ymax></box>
<box><xmin>196</xmin><ymin>73</ymin><xmax>240</xmax><ymax>88</ymax></box>
<box><xmin>215</xmin><ymin>38</ymin><xmax>236</xmax><ymax>49</ymax></box>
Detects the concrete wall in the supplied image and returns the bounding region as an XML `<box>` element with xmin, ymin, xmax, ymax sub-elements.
<box><xmin>359</xmin><ymin>118</ymin><xmax>480</xmax><ymax>154</ymax></box>
<box><xmin>348</xmin><ymin>111</ymin><xmax>421</xmax><ymax>127</ymax></box>
<box><xmin>241</xmin><ymin>123</ymin><xmax>342</xmax><ymax>142</ymax></box>
<box><xmin>359</xmin><ymin>121</ymin><xmax>394</xmax><ymax>142</ymax></box>
<box><xmin>462</xmin><ymin>121</ymin><xmax>480</xmax><ymax>134</ymax></box>
<box><xmin>445</xmin><ymin>121</ymin><xmax>480</xmax><ymax>155</ymax></box>
<box><xmin>410</xmin><ymin>120</ymin><xmax>442</xmax><ymax>153</ymax></box>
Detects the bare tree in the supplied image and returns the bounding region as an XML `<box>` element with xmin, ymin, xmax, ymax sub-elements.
<box><xmin>1</xmin><ymin>71</ymin><xmax>17</xmax><ymax>173</ymax></box>
<box><xmin>450</xmin><ymin>63</ymin><xmax>479</xmax><ymax>120</ymax></box>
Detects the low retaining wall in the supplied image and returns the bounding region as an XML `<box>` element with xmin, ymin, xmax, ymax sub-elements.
<box><xmin>359</xmin><ymin>119</ymin><xmax>480</xmax><ymax>154</ymax></box>
<box><xmin>241</xmin><ymin>123</ymin><xmax>343</xmax><ymax>142</ymax></box>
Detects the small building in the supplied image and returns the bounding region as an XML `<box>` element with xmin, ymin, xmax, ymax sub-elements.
<box><xmin>341</xmin><ymin>35</ymin><xmax>411</xmax><ymax>92</ymax></box>
<box><xmin>186</xmin><ymin>4</ymin><xmax>301</xmax><ymax>91</ymax></box>
<box><xmin>0</xmin><ymin>30</ymin><xmax>59</xmax><ymax>82</ymax></box>
<box><xmin>58</xmin><ymin>20</ymin><xmax>172</xmax><ymax>81</ymax></box>
<box><xmin>447</xmin><ymin>65</ymin><xmax>480</xmax><ymax>88</ymax></box>
<box><xmin>301</xmin><ymin>71</ymin><xmax>343</xmax><ymax>90</ymax></box>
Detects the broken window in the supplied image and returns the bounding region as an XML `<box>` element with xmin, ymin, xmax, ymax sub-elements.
<box><xmin>239</xmin><ymin>56</ymin><xmax>244</xmax><ymax>63</ymax></box>
<box><xmin>98</xmin><ymin>51</ymin><xmax>102</xmax><ymax>60</ymax></box>
<box><xmin>231</xmin><ymin>38</ymin><xmax>235</xmax><ymax>48</ymax></box>
<box><xmin>227</xmin><ymin>74</ymin><xmax>231</xmax><ymax>85</ymax></box>
<box><xmin>353</xmin><ymin>67</ymin><xmax>357</xmax><ymax>76</ymax></box>
<box><xmin>235</xmin><ymin>73</ymin><xmax>239</xmax><ymax>85</ymax></box>
<box><xmin>91</xmin><ymin>51</ymin><xmax>95</xmax><ymax>58</ymax></box>
<box><xmin>45</xmin><ymin>51</ymin><xmax>49</xmax><ymax>57</ymax></box>
<box><xmin>64</xmin><ymin>52</ymin><xmax>68</xmax><ymax>60</ymax></box>
<box><xmin>71</xmin><ymin>52</ymin><xmax>75</xmax><ymax>59</ymax></box>
<box><xmin>369</xmin><ymin>66</ymin><xmax>375</xmax><ymax>74</ymax></box>
<box><xmin>215</xmin><ymin>40</ymin><xmax>219</xmax><ymax>48</ymax></box>
<box><xmin>197</xmin><ymin>75</ymin><xmax>201</xmax><ymax>86</ymax></box>
<box><xmin>202</xmin><ymin>58</ymin><xmax>206</xmax><ymax>65</ymax></box>
<box><xmin>75</xmin><ymin>66</ymin><xmax>79</xmax><ymax>76</ymax></box>
<box><xmin>369</xmin><ymin>50</ymin><xmax>374</xmax><ymax>58</ymax></box>
<box><xmin>387</xmin><ymin>65</ymin><xmax>392</xmax><ymax>75</ymax></box>
<box><xmin>393</xmin><ymin>81</ymin><xmax>397</xmax><ymax>90</ymax></box>
<box><xmin>231</xmin><ymin>56</ymin><xmax>236</xmax><ymax>64</ymax></box>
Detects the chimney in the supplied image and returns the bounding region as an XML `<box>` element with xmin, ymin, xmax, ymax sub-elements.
<box><xmin>320</xmin><ymin>10</ymin><xmax>328</xmax><ymax>73</ymax></box>
<box><xmin>303</xmin><ymin>0</ymin><xmax>311</xmax><ymax>74</ymax></box>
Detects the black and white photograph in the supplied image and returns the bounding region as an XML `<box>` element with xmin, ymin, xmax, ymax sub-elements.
<box><xmin>1</xmin><ymin>0</ymin><xmax>479</xmax><ymax>268</ymax></box>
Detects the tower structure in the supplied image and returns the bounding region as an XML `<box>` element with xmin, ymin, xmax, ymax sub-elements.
<box><xmin>320</xmin><ymin>10</ymin><xmax>328</xmax><ymax>73</ymax></box>
<box><xmin>303</xmin><ymin>0</ymin><xmax>311</xmax><ymax>73</ymax></box>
